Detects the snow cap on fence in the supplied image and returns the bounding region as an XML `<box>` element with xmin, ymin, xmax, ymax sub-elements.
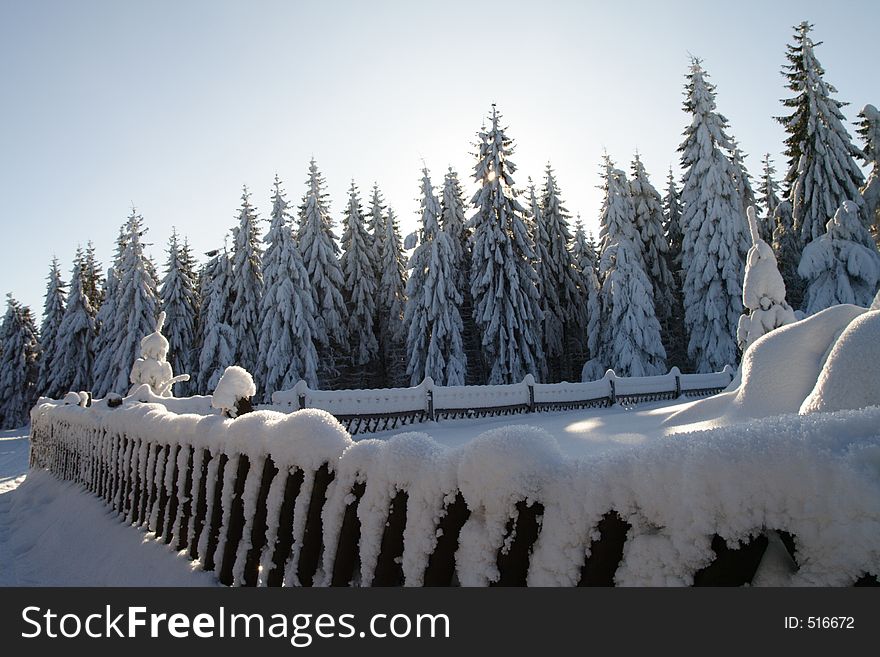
<box><xmin>212</xmin><ymin>366</ymin><xmax>256</xmax><ymax>418</ymax></box>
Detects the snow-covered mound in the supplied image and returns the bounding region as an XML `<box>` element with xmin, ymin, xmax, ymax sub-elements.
<box><xmin>666</xmin><ymin>304</ymin><xmax>868</xmax><ymax>428</ymax></box>
<box><xmin>800</xmin><ymin>310</ymin><xmax>880</xmax><ymax>414</ymax></box>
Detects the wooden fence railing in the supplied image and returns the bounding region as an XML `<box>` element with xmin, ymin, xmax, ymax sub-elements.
<box><xmin>269</xmin><ymin>367</ymin><xmax>737</xmax><ymax>435</ymax></box>
<box><xmin>28</xmin><ymin>399</ymin><xmax>880</xmax><ymax>587</ymax></box>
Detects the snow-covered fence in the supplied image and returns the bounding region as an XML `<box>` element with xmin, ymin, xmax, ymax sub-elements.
<box><xmin>28</xmin><ymin>397</ymin><xmax>880</xmax><ymax>587</ymax></box>
<box><xmin>271</xmin><ymin>367</ymin><xmax>737</xmax><ymax>434</ymax></box>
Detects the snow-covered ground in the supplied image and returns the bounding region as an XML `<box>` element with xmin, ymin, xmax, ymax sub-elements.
<box><xmin>367</xmin><ymin>399</ymin><xmax>692</xmax><ymax>459</ymax></box>
<box><xmin>0</xmin><ymin>426</ymin><xmax>216</xmax><ymax>586</ymax></box>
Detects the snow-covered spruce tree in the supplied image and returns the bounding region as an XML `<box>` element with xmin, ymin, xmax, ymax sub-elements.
<box><xmin>37</xmin><ymin>257</ymin><xmax>66</xmax><ymax>397</ymax></box>
<box><xmin>297</xmin><ymin>159</ymin><xmax>348</xmax><ymax>383</ymax></box>
<box><xmin>366</xmin><ymin>184</ymin><xmax>386</xmax><ymax>285</ymax></box>
<box><xmin>630</xmin><ymin>156</ymin><xmax>676</xmax><ymax>345</ymax></box>
<box><xmin>757</xmin><ymin>154</ymin><xmax>782</xmax><ymax>240</ymax></box>
<box><xmin>404</xmin><ymin>168</ymin><xmax>466</xmax><ymax>386</ymax></box>
<box><xmin>442</xmin><ymin>166</ymin><xmax>483</xmax><ymax>384</ymax></box>
<box><xmin>598</xmin><ymin>155</ymin><xmax>640</xmax><ymax>254</ymax></box>
<box><xmin>534</xmin><ymin>165</ymin><xmax>583</xmax><ymax>382</ymax></box>
<box><xmin>678</xmin><ymin>60</ymin><xmax>749</xmax><ymax>372</ymax></box>
<box><xmin>180</xmin><ymin>238</ymin><xmax>201</xmax><ymax>315</ymax></box>
<box><xmin>597</xmin><ymin>239</ymin><xmax>667</xmax><ymax>377</ymax></box>
<box><xmin>82</xmin><ymin>241</ymin><xmax>104</xmax><ymax>311</ymax></box>
<box><xmin>571</xmin><ymin>218</ymin><xmax>602</xmax><ymax>380</ymax></box>
<box><xmin>857</xmin><ymin>104</ymin><xmax>880</xmax><ymax>244</ymax></box>
<box><xmin>469</xmin><ymin>106</ymin><xmax>545</xmax><ymax>383</ymax></box>
<box><xmin>0</xmin><ymin>296</ymin><xmax>40</xmax><ymax>429</ymax></box>
<box><xmin>595</xmin><ymin>164</ymin><xmax>666</xmax><ymax>376</ymax></box>
<box><xmin>730</xmin><ymin>140</ymin><xmax>757</xmax><ymax>218</ymax></box>
<box><xmin>257</xmin><ymin>176</ymin><xmax>320</xmax><ymax>398</ymax></box>
<box><xmin>778</xmin><ymin>22</ymin><xmax>866</xmax><ymax>244</ymax></box>
<box><xmin>737</xmin><ymin>207</ymin><xmax>797</xmax><ymax>353</ymax></box>
<box><xmin>661</xmin><ymin>168</ymin><xmax>688</xmax><ymax>370</ymax></box>
<box><xmin>91</xmin><ymin>227</ymin><xmax>126</xmax><ymax>395</ymax></box>
<box><xmin>340</xmin><ymin>180</ymin><xmax>379</xmax><ymax>382</ymax></box>
<box><xmin>47</xmin><ymin>248</ymin><xmax>97</xmax><ymax>395</ymax></box>
<box><xmin>663</xmin><ymin>167</ymin><xmax>683</xmax><ymax>272</ymax></box>
<box><xmin>376</xmin><ymin>206</ymin><xmax>407</xmax><ymax>386</ymax></box>
<box><xmin>160</xmin><ymin>228</ymin><xmax>198</xmax><ymax>394</ymax></box>
<box><xmin>229</xmin><ymin>187</ymin><xmax>263</xmax><ymax>376</ymax></box>
<box><xmin>771</xmin><ymin>201</ymin><xmax>805</xmax><ymax>311</ymax></box>
<box><xmin>196</xmin><ymin>247</ymin><xmax>236</xmax><ymax>393</ymax></box>
<box><xmin>93</xmin><ymin>210</ymin><xmax>160</xmax><ymax>396</ymax></box>
<box><xmin>441</xmin><ymin>168</ymin><xmax>470</xmax><ymax>298</ymax></box>
<box><xmin>799</xmin><ymin>200</ymin><xmax>880</xmax><ymax>315</ymax></box>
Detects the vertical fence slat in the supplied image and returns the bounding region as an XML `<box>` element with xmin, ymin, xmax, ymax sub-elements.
<box><xmin>265</xmin><ymin>468</ymin><xmax>304</xmax><ymax>587</ymax></box>
<box><xmin>242</xmin><ymin>456</ymin><xmax>278</xmax><ymax>587</ymax></box>
<box><xmin>219</xmin><ymin>454</ymin><xmax>250</xmax><ymax>586</ymax></box>
<box><xmin>297</xmin><ymin>463</ymin><xmax>334</xmax><ymax>587</ymax></box>
<box><xmin>423</xmin><ymin>492</ymin><xmax>470</xmax><ymax>586</ymax></box>
<box><xmin>331</xmin><ymin>482</ymin><xmax>366</xmax><ymax>587</ymax></box>
<box><xmin>371</xmin><ymin>490</ymin><xmax>407</xmax><ymax>587</ymax></box>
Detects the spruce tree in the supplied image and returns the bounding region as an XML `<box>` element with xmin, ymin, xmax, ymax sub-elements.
<box><xmin>630</xmin><ymin>155</ymin><xmax>676</xmax><ymax>351</ymax></box>
<box><xmin>857</xmin><ymin>104</ymin><xmax>880</xmax><ymax>243</ymax></box>
<box><xmin>757</xmin><ymin>154</ymin><xmax>782</xmax><ymax>240</ymax></box>
<box><xmin>82</xmin><ymin>241</ymin><xmax>104</xmax><ymax>311</ymax></box>
<box><xmin>160</xmin><ymin>228</ymin><xmax>199</xmax><ymax>392</ymax></box>
<box><xmin>598</xmin><ymin>155</ymin><xmax>640</xmax><ymax>254</ymax></box>
<box><xmin>778</xmin><ymin>22</ymin><xmax>866</xmax><ymax>243</ymax></box>
<box><xmin>534</xmin><ymin>165</ymin><xmax>582</xmax><ymax>382</ymax></box>
<box><xmin>197</xmin><ymin>247</ymin><xmax>236</xmax><ymax>393</ymax></box>
<box><xmin>404</xmin><ymin>168</ymin><xmax>466</xmax><ymax>386</ymax></box>
<box><xmin>663</xmin><ymin>167</ymin><xmax>684</xmax><ymax>273</ymax></box>
<box><xmin>297</xmin><ymin>159</ymin><xmax>348</xmax><ymax>382</ymax></box>
<box><xmin>771</xmin><ymin>200</ymin><xmax>805</xmax><ymax>311</ymax></box>
<box><xmin>730</xmin><ymin>139</ymin><xmax>757</xmax><ymax>217</ymax></box>
<box><xmin>469</xmin><ymin>105</ymin><xmax>545</xmax><ymax>384</ymax></box>
<box><xmin>661</xmin><ymin>168</ymin><xmax>688</xmax><ymax>370</ymax></box>
<box><xmin>229</xmin><ymin>187</ymin><xmax>263</xmax><ymax>375</ymax></box>
<box><xmin>571</xmin><ymin>219</ymin><xmax>602</xmax><ymax>380</ymax></box>
<box><xmin>93</xmin><ymin>210</ymin><xmax>160</xmax><ymax>396</ymax></box>
<box><xmin>367</xmin><ymin>184</ymin><xmax>386</xmax><ymax>284</ymax></box>
<box><xmin>442</xmin><ymin>166</ymin><xmax>483</xmax><ymax>384</ymax></box>
<box><xmin>678</xmin><ymin>60</ymin><xmax>748</xmax><ymax>372</ymax></box>
<box><xmin>92</xmin><ymin>227</ymin><xmax>125</xmax><ymax>394</ymax></box>
<box><xmin>0</xmin><ymin>296</ymin><xmax>40</xmax><ymax>429</ymax></box>
<box><xmin>258</xmin><ymin>176</ymin><xmax>320</xmax><ymax>397</ymax></box>
<box><xmin>376</xmin><ymin>206</ymin><xmax>407</xmax><ymax>387</ymax></box>
<box><xmin>596</xmin><ymin>163</ymin><xmax>666</xmax><ymax>376</ymax></box>
<box><xmin>340</xmin><ymin>180</ymin><xmax>379</xmax><ymax>377</ymax></box>
<box><xmin>441</xmin><ymin>167</ymin><xmax>470</xmax><ymax>299</ymax></box>
<box><xmin>799</xmin><ymin>200</ymin><xmax>880</xmax><ymax>314</ymax></box>
<box><xmin>38</xmin><ymin>257</ymin><xmax>67</xmax><ymax>398</ymax></box>
<box><xmin>48</xmin><ymin>248</ymin><xmax>97</xmax><ymax>394</ymax></box>
<box><xmin>597</xmin><ymin>239</ymin><xmax>667</xmax><ymax>377</ymax></box>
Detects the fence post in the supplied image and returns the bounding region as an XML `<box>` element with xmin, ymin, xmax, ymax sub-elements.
<box><xmin>671</xmin><ymin>366</ymin><xmax>681</xmax><ymax>398</ymax></box>
<box><xmin>294</xmin><ymin>379</ymin><xmax>307</xmax><ymax>410</ymax></box>
<box><xmin>424</xmin><ymin>377</ymin><xmax>435</xmax><ymax>421</ymax></box>
<box><xmin>607</xmin><ymin>370</ymin><xmax>617</xmax><ymax>406</ymax></box>
<box><xmin>524</xmin><ymin>374</ymin><xmax>535</xmax><ymax>412</ymax></box>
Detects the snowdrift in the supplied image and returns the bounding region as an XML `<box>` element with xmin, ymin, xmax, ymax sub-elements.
<box><xmin>666</xmin><ymin>304</ymin><xmax>876</xmax><ymax>428</ymax></box>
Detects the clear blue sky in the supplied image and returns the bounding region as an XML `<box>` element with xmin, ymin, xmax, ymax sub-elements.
<box><xmin>1</xmin><ymin>0</ymin><xmax>877</xmax><ymax>319</ymax></box>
